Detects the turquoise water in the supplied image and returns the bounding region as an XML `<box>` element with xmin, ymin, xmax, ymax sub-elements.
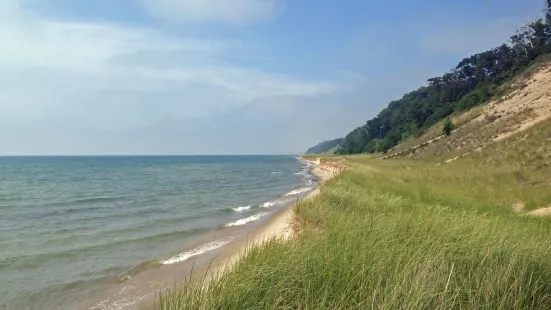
<box><xmin>0</xmin><ymin>156</ymin><xmax>310</xmax><ymax>310</ymax></box>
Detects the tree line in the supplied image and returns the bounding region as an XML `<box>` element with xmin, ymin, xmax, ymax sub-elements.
<box><xmin>337</xmin><ymin>2</ymin><xmax>551</xmax><ymax>154</ymax></box>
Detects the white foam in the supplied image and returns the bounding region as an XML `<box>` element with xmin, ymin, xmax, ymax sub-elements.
<box><xmin>271</xmin><ymin>171</ymin><xmax>282</xmax><ymax>175</ymax></box>
<box><xmin>161</xmin><ymin>240</ymin><xmax>231</xmax><ymax>265</ymax></box>
<box><xmin>294</xmin><ymin>172</ymin><xmax>304</xmax><ymax>175</ymax></box>
<box><xmin>261</xmin><ymin>201</ymin><xmax>277</xmax><ymax>208</ymax></box>
<box><xmin>232</xmin><ymin>205</ymin><xmax>252</xmax><ymax>212</ymax></box>
<box><xmin>225</xmin><ymin>213</ymin><xmax>269</xmax><ymax>227</ymax></box>
<box><xmin>284</xmin><ymin>188</ymin><xmax>311</xmax><ymax>196</ymax></box>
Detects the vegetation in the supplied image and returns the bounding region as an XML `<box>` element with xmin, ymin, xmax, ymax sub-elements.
<box><xmin>442</xmin><ymin>118</ymin><xmax>454</xmax><ymax>136</ymax></box>
<box><xmin>305</xmin><ymin>138</ymin><xmax>344</xmax><ymax>154</ymax></box>
<box><xmin>337</xmin><ymin>3</ymin><xmax>551</xmax><ymax>154</ymax></box>
<box><xmin>157</xmin><ymin>119</ymin><xmax>551</xmax><ymax>310</ymax></box>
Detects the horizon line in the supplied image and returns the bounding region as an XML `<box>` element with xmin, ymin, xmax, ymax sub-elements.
<box><xmin>0</xmin><ymin>154</ymin><xmax>304</xmax><ymax>157</ymax></box>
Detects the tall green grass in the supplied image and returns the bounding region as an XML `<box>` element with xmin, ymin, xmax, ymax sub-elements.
<box><xmin>157</xmin><ymin>120</ymin><xmax>551</xmax><ymax>309</ymax></box>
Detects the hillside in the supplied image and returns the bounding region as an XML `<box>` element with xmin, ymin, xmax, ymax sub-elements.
<box><xmin>331</xmin><ymin>7</ymin><xmax>551</xmax><ymax>155</ymax></box>
<box><xmin>305</xmin><ymin>138</ymin><xmax>343</xmax><ymax>154</ymax></box>
<box><xmin>159</xmin><ymin>117</ymin><xmax>551</xmax><ymax>309</ymax></box>
<box><xmin>384</xmin><ymin>56</ymin><xmax>551</xmax><ymax>161</ymax></box>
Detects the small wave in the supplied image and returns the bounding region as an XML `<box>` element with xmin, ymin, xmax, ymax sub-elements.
<box><xmin>24</xmin><ymin>197</ymin><xmax>126</xmax><ymax>220</ymax></box>
<box><xmin>88</xmin><ymin>285</ymin><xmax>146</xmax><ymax>310</ymax></box>
<box><xmin>2</xmin><ymin>228</ymin><xmax>207</xmax><ymax>268</ymax></box>
<box><xmin>284</xmin><ymin>188</ymin><xmax>311</xmax><ymax>197</ymax></box>
<box><xmin>225</xmin><ymin>213</ymin><xmax>269</xmax><ymax>227</ymax></box>
<box><xmin>120</xmin><ymin>260</ymin><xmax>161</xmax><ymax>281</ymax></box>
<box><xmin>41</xmin><ymin>196</ymin><xmax>123</xmax><ymax>208</ymax></box>
<box><xmin>72</xmin><ymin>197</ymin><xmax>122</xmax><ymax>204</ymax></box>
<box><xmin>293</xmin><ymin>172</ymin><xmax>304</xmax><ymax>176</ymax></box>
<box><xmin>162</xmin><ymin>239</ymin><xmax>231</xmax><ymax>265</ymax></box>
<box><xmin>261</xmin><ymin>201</ymin><xmax>277</xmax><ymax>208</ymax></box>
<box><xmin>232</xmin><ymin>205</ymin><xmax>252</xmax><ymax>212</ymax></box>
<box><xmin>271</xmin><ymin>171</ymin><xmax>282</xmax><ymax>175</ymax></box>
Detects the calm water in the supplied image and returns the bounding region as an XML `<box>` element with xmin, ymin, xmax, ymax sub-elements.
<box><xmin>0</xmin><ymin>156</ymin><xmax>310</xmax><ymax>310</ymax></box>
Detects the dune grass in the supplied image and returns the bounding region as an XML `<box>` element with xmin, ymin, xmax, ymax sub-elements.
<box><xmin>156</xmin><ymin>120</ymin><xmax>551</xmax><ymax>309</ymax></box>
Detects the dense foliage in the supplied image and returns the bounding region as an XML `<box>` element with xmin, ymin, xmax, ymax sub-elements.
<box><xmin>305</xmin><ymin>138</ymin><xmax>343</xmax><ymax>154</ymax></box>
<box><xmin>338</xmin><ymin>4</ymin><xmax>551</xmax><ymax>154</ymax></box>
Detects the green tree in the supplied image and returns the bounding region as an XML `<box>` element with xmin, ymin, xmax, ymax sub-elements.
<box><xmin>443</xmin><ymin>119</ymin><xmax>455</xmax><ymax>136</ymax></box>
<box><xmin>375</xmin><ymin>139</ymin><xmax>384</xmax><ymax>153</ymax></box>
<box><xmin>364</xmin><ymin>139</ymin><xmax>380</xmax><ymax>153</ymax></box>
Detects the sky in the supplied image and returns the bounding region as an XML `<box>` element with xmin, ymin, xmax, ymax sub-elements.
<box><xmin>0</xmin><ymin>0</ymin><xmax>544</xmax><ymax>155</ymax></box>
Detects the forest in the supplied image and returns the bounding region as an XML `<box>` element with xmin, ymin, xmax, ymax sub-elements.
<box><xmin>305</xmin><ymin>138</ymin><xmax>344</xmax><ymax>154</ymax></box>
<box><xmin>337</xmin><ymin>1</ymin><xmax>551</xmax><ymax>154</ymax></box>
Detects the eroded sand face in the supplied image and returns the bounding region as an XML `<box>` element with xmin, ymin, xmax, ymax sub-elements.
<box><xmin>480</xmin><ymin>63</ymin><xmax>551</xmax><ymax>142</ymax></box>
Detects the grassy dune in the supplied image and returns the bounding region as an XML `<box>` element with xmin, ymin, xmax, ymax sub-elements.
<box><xmin>157</xmin><ymin>120</ymin><xmax>551</xmax><ymax>309</ymax></box>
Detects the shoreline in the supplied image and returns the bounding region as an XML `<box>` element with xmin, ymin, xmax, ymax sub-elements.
<box><xmin>82</xmin><ymin>158</ymin><xmax>333</xmax><ymax>310</ymax></box>
<box><xmin>205</xmin><ymin>160</ymin><xmax>334</xmax><ymax>280</ymax></box>
<box><xmin>135</xmin><ymin>159</ymin><xmax>334</xmax><ymax>309</ymax></box>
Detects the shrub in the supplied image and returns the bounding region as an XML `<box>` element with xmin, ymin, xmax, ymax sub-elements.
<box><xmin>443</xmin><ymin>118</ymin><xmax>455</xmax><ymax>136</ymax></box>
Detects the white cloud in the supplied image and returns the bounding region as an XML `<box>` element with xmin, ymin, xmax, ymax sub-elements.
<box><xmin>139</xmin><ymin>0</ymin><xmax>283</xmax><ymax>24</ymax></box>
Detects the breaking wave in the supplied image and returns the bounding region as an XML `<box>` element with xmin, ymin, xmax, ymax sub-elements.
<box><xmin>284</xmin><ymin>188</ymin><xmax>311</xmax><ymax>197</ymax></box>
<box><xmin>161</xmin><ymin>239</ymin><xmax>231</xmax><ymax>265</ymax></box>
<box><xmin>231</xmin><ymin>205</ymin><xmax>252</xmax><ymax>212</ymax></box>
<box><xmin>225</xmin><ymin>213</ymin><xmax>269</xmax><ymax>227</ymax></box>
<box><xmin>261</xmin><ymin>201</ymin><xmax>277</xmax><ymax>208</ymax></box>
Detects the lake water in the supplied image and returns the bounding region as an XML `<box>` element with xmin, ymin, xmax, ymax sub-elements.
<box><xmin>0</xmin><ymin>156</ymin><xmax>313</xmax><ymax>310</ymax></box>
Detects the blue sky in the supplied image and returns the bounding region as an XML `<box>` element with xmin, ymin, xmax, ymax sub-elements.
<box><xmin>0</xmin><ymin>0</ymin><xmax>543</xmax><ymax>155</ymax></box>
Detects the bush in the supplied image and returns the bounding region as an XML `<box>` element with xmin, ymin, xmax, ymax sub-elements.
<box><xmin>455</xmin><ymin>86</ymin><xmax>491</xmax><ymax>111</ymax></box>
<box><xmin>443</xmin><ymin>118</ymin><xmax>455</xmax><ymax>136</ymax></box>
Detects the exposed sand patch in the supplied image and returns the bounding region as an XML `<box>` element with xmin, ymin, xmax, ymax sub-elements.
<box><xmin>526</xmin><ymin>206</ymin><xmax>551</xmax><ymax>217</ymax></box>
<box><xmin>482</xmin><ymin>63</ymin><xmax>551</xmax><ymax>142</ymax></box>
<box><xmin>512</xmin><ymin>202</ymin><xmax>525</xmax><ymax>214</ymax></box>
<box><xmin>390</xmin><ymin>62</ymin><xmax>551</xmax><ymax>163</ymax></box>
